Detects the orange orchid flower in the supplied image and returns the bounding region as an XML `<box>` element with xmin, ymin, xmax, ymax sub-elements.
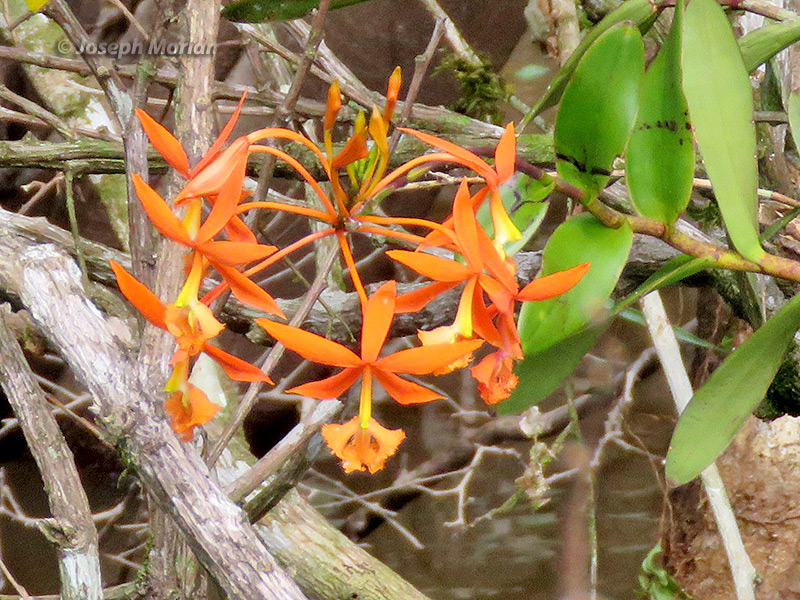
<box><xmin>110</xmin><ymin>260</ymin><xmax>272</xmax><ymax>384</ymax></box>
<box><xmin>390</xmin><ymin>180</ymin><xmax>590</xmax><ymax>323</ymax></box>
<box><xmin>136</xmin><ymin>95</ymin><xmax>257</xmax><ymax>243</ymax></box>
<box><xmin>257</xmin><ymin>281</ymin><xmax>482</xmax><ymax>472</ymax></box>
<box><xmin>131</xmin><ymin>171</ymin><xmax>285</xmax><ymax>318</ymax></box>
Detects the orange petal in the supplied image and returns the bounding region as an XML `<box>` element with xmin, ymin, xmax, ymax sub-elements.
<box><xmin>394</xmin><ymin>281</ymin><xmax>458</xmax><ymax>314</ymax></box>
<box><xmin>176</xmin><ymin>136</ymin><xmax>249</xmax><ymax>205</ymax></box>
<box><xmin>136</xmin><ymin>109</ymin><xmax>190</xmax><ymax>177</ymax></box>
<box><xmin>199</xmin><ymin>241</ymin><xmax>277</xmax><ymax>266</ymax></box>
<box><xmin>287</xmin><ymin>368</ymin><xmax>362</xmax><ymax>399</ymax></box>
<box><xmin>387</xmin><ymin>250</ymin><xmax>471</xmax><ymax>282</ymax></box>
<box><xmin>478</xmin><ymin>274</ymin><xmax>516</xmax><ymax>317</ymax></box>
<box><xmin>451</xmin><ymin>179</ymin><xmax>483</xmax><ymax>269</ymax></box>
<box><xmin>494</xmin><ymin>122</ymin><xmax>517</xmax><ymax>183</ymax></box>
<box><xmin>256</xmin><ymin>319</ymin><xmax>362</xmax><ymax>368</ymax></box>
<box><xmin>194</xmin><ymin>140</ymin><xmax>249</xmax><ymax>244</ymax></box>
<box><xmin>110</xmin><ymin>260</ymin><xmax>167</xmax><ymax>329</ymax></box>
<box><xmin>202</xmin><ymin>343</ymin><xmax>273</xmax><ymax>383</ymax></box>
<box><xmin>193</xmin><ymin>92</ymin><xmax>247</xmax><ymax>176</ymax></box>
<box><xmin>475</xmin><ymin>223</ymin><xmax>518</xmax><ymax>292</ymax></box>
<box><xmin>331</xmin><ymin>130</ymin><xmax>369</xmax><ymax>170</ymax></box>
<box><xmin>224</xmin><ymin>215</ymin><xmax>258</xmax><ymax>244</ymax></box>
<box><xmin>321</xmin><ymin>416</ymin><xmax>405</xmax><ymax>474</ymax></box>
<box><xmin>373</xmin><ymin>370</ymin><xmax>444</xmax><ymax>405</ymax></box>
<box><xmin>517</xmin><ymin>262</ymin><xmax>591</xmax><ymax>302</ymax></box>
<box><xmin>132</xmin><ymin>175</ymin><xmax>193</xmax><ymax>246</ymax></box>
<box><xmin>361</xmin><ymin>281</ymin><xmax>396</xmax><ymax>363</ymax></box>
<box><xmin>375</xmin><ymin>339</ymin><xmax>483</xmax><ymax>375</ymax></box>
<box><xmin>213</xmin><ymin>263</ymin><xmax>285</xmax><ymax>318</ymax></box>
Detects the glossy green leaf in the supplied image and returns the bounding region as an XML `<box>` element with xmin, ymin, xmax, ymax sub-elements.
<box><xmin>627</xmin><ymin>1</ymin><xmax>694</xmax><ymax>224</ymax></box>
<box><xmin>555</xmin><ymin>24</ymin><xmax>645</xmax><ymax>197</ymax></box>
<box><xmin>682</xmin><ymin>0</ymin><xmax>765</xmax><ymax>262</ymax></box>
<box><xmin>496</xmin><ymin>325</ymin><xmax>603</xmax><ymax>415</ymax></box>
<box><xmin>740</xmin><ymin>20</ymin><xmax>800</xmax><ymax>73</ymax></box>
<box><xmin>525</xmin><ymin>0</ymin><xmax>659</xmax><ymax>119</ymax></box>
<box><xmin>665</xmin><ymin>291</ymin><xmax>800</xmax><ymax>485</ymax></box>
<box><xmin>518</xmin><ymin>213</ymin><xmax>633</xmax><ymax>355</ymax></box>
<box><xmin>222</xmin><ymin>0</ymin><xmax>369</xmax><ymax>22</ymax></box>
<box><xmin>477</xmin><ymin>173</ymin><xmax>552</xmax><ymax>256</ymax></box>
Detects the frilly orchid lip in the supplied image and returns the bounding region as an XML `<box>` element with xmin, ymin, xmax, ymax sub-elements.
<box><xmin>321</xmin><ymin>416</ymin><xmax>406</xmax><ymax>474</ymax></box>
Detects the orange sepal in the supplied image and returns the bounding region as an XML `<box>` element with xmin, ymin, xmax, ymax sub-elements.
<box><xmin>214</xmin><ymin>264</ymin><xmax>285</xmax><ymax>319</ymax></box>
<box><xmin>165</xmin><ymin>385</ymin><xmax>220</xmax><ymax>442</ymax></box>
<box><xmin>517</xmin><ymin>262</ymin><xmax>591</xmax><ymax>302</ymax></box>
<box><xmin>494</xmin><ymin>122</ymin><xmax>517</xmax><ymax>183</ymax></box>
<box><xmin>193</xmin><ymin>92</ymin><xmax>247</xmax><ymax>176</ymax></box>
<box><xmin>256</xmin><ymin>319</ymin><xmax>362</xmax><ymax>368</ymax></box>
<box><xmin>393</xmin><ymin>281</ymin><xmax>458</xmax><ymax>314</ymax></box>
<box><xmin>372</xmin><ymin>370</ymin><xmax>444</xmax><ymax>405</ymax></box>
<box><xmin>110</xmin><ymin>261</ymin><xmax>167</xmax><ymax>329</ymax></box>
<box><xmin>200</xmin><ymin>241</ymin><xmax>277</xmax><ymax>266</ymax></box>
<box><xmin>136</xmin><ymin>109</ymin><xmax>191</xmax><ymax>178</ymax></box>
<box><xmin>202</xmin><ymin>343</ymin><xmax>273</xmax><ymax>383</ymax></box>
<box><xmin>132</xmin><ymin>175</ymin><xmax>193</xmax><ymax>246</ymax></box>
<box><xmin>321</xmin><ymin>416</ymin><xmax>405</xmax><ymax>474</ymax></box>
<box><xmin>375</xmin><ymin>339</ymin><xmax>483</xmax><ymax>375</ymax></box>
<box><xmin>387</xmin><ymin>250</ymin><xmax>471</xmax><ymax>282</ymax></box>
<box><xmin>287</xmin><ymin>368</ymin><xmax>362</xmax><ymax>400</ymax></box>
<box><xmin>361</xmin><ymin>281</ymin><xmax>396</xmax><ymax>363</ymax></box>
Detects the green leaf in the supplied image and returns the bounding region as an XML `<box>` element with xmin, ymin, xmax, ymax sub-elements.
<box><xmin>222</xmin><ymin>0</ymin><xmax>369</xmax><ymax>22</ymax></box>
<box><xmin>740</xmin><ymin>20</ymin><xmax>800</xmax><ymax>73</ymax></box>
<box><xmin>627</xmin><ymin>1</ymin><xmax>694</xmax><ymax>224</ymax></box>
<box><xmin>665</xmin><ymin>290</ymin><xmax>800</xmax><ymax>485</ymax></box>
<box><xmin>495</xmin><ymin>325</ymin><xmax>603</xmax><ymax>415</ymax></box>
<box><xmin>614</xmin><ymin>255</ymin><xmax>713</xmax><ymax>314</ymax></box>
<box><xmin>518</xmin><ymin>213</ymin><xmax>633</xmax><ymax>355</ymax></box>
<box><xmin>477</xmin><ymin>173</ymin><xmax>552</xmax><ymax>256</ymax></box>
<box><xmin>555</xmin><ymin>23</ymin><xmax>645</xmax><ymax>197</ymax></box>
<box><xmin>618</xmin><ymin>307</ymin><xmax>721</xmax><ymax>351</ymax></box>
<box><xmin>526</xmin><ymin>0</ymin><xmax>659</xmax><ymax>119</ymax></box>
<box><xmin>682</xmin><ymin>0</ymin><xmax>765</xmax><ymax>262</ymax></box>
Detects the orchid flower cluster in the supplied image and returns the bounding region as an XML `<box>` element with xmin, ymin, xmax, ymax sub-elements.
<box><xmin>111</xmin><ymin>68</ymin><xmax>590</xmax><ymax>473</ymax></box>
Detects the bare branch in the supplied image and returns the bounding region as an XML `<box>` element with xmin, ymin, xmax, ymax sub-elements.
<box><xmin>0</xmin><ymin>308</ymin><xmax>102</xmax><ymax>600</ymax></box>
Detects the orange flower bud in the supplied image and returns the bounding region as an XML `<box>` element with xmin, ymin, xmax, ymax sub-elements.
<box><xmin>324</xmin><ymin>80</ymin><xmax>342</xmax><ymax>133</ymax></box>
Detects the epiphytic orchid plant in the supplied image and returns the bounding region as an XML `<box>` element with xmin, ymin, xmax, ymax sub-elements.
<box><xmin>112</xmin><ymin>68</ymin><xmax>590</xmax><ymax>472</ymax></box>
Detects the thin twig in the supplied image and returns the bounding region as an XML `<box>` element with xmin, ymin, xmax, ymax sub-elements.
<box><xmin>640</xmin><ymin>291</ymin><xmax>758</xmax><ymax>600</ymax></box>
